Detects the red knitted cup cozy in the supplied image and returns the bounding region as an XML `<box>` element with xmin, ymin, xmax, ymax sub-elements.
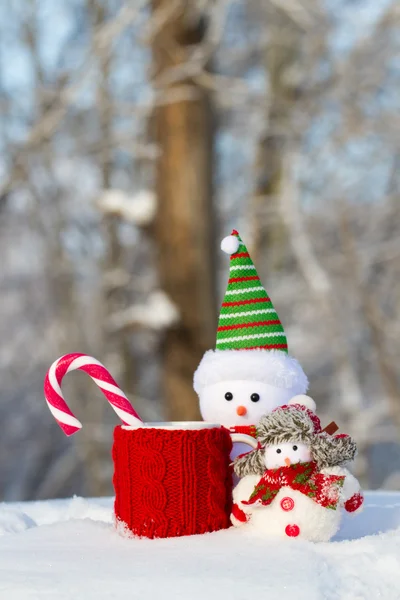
<box><xmin>112</xmin><ymin>425</ymin><xmax>233</xmax><ymax>539</ymax></box>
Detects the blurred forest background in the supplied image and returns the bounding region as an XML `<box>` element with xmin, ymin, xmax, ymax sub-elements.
<box><xmin>0</xmin><ymin>0</ymin><xmax>399</xmax><ymax>501</ymax></box>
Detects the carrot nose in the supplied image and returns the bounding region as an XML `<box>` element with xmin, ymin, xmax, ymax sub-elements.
<box><xmin>284</xmin><ymin>457</ymin><xmax>291</xmax><ymax>467</ymax></box>
<box><xmin>236</xmin><ymin>405</ymin><xmax>247</xmax><ymax>417</ymax></box>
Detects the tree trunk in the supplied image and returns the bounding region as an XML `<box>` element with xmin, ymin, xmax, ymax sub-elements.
<box><xmin>151</xmin><ymin>1</ymin><xmax>216</xmax><ymax>420</ymax></box>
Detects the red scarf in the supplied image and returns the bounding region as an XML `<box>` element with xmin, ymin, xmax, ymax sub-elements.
<box><xmin>242</xmin><ymin>461</ymin><xmax>345</xmax><ymax>510</ymax></box>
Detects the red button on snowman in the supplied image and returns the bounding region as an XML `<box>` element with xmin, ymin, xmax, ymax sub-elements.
<box><xmin>230</xmin><ymin>396</ymin><xmax>364</xmax><ymax>542</ymax></box>
<box><xmin>280</xmin><ymin>496</ymin><xmax>295</xmax><ymax>512</ymax></box>
<box><xmin>193</xmin><ymin>230</ymin><xmax>309</xmax><ymax>460</ymax></box>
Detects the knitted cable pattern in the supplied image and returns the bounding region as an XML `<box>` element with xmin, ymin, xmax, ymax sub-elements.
<box><xmin>112</xmin><ymin>425</ymin><xmax>233</xmax><ymax>539</ymax></box>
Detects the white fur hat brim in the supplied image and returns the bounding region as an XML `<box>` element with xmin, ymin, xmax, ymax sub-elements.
<box><xmin>193</xmin><ymin>349</ymin><xmax>308</xmax><ymax>395</ymax></box>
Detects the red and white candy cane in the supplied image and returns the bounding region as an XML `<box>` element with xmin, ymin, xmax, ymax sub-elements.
<box><xmin>44</xmin><ymin>353</ymin><xmax>143</xmax><ymax>436</ymax></box>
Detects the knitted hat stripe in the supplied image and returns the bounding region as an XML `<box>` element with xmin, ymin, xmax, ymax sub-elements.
<box><xmin>225</xmin><ymin>286</ymin><xmax>266</xmax><ymax>295</ymax></box>
<box><xmin>224</xmin><ymin>293</ymin><xmax>272</xmax><ymax>304</ymax></box>
<box><xmin>219</xmin><ymin>307</ymin><xmax>279</xmax><ymax>326</ymax></box>
<box><xmin>230</xmin><ymin>256</ymin><xmax>254</xmax><ymax>267</ymax></box>
<box><xmin>217</xmin><ymin>342</ymin><xmax>288</xmax><ymax>352</ymax></box>
<box><xmin>222</xmin><ymin>297</ymin><xmax>272</xmax><ymax>308</ymax></box>
<box><xmin>217</xmin><ymin>331</ymin><xmax>286</xmax><ymax>343</ymax></box>
<box><xmin>216</xmin><ymin>342</ymin><xmax>288</xmax><ymax>351</ymax></box>
<box><xmin>219</xmin><ymin>308</ymin><xmax>278</xmax><ymax>319</ymax></box>
<box><xmin>216</xmin><ymin>336</ymin><xmax>287</xmax><ymax>350</ymax></box>
<box><xmin>229</xmin><ymin>265</ymin><xmax>257</xmax><ymax>272</ymax></box>
<box><xmin>219</xmin><ymin>314</ymin><xmax>280</xmax><ymax>327</ymax></box>
<box><xmin>228</xmin><ymin>275</ymin><xmax>259</xmax><ymax>283</ymax></box>
<box><xmin>218</xmin><ymin>320</ymin><xmax>282</xmax><ymax>332</ymax></box>
<box><xmin>220</xmin><ymin>305</ymin><xmax>277</xmax><ymax>313</ymax></box>
<box><xmin>217</xmin><ymin>230</ymin><xmax>288</xmax><ymax>352</ymax></box>
<box><xmin>226</xmin><ymin>278</ymin><xmax>268</xmax><ymax>294</ymax></box>
<box><xmin>231</xmin><ymin>252</ymin><xmax>250</xmax><ymax>259</ymax></box>
<box><xmin>217</xmin><ymin>327</ymin><xmax>285</xmax><ymax>342</ymax></box>
<box><xmin>227</xmin><ymin>273</ymin><xmax>267</xmax><ymax>288</ymax></box>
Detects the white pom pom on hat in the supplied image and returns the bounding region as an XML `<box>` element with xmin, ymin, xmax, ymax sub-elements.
<box><xmin>288</xmin><ymin>394</ymin><xmax>317</xmax><ymax>413</ymax></box>
<box><xmin>221</xmin><ymin>235</ymin><xmax>240</xmax><ymax>255</ymax></box>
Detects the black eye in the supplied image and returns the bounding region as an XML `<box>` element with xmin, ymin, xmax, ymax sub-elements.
<box><xmin>250</xmin><ymin>393</ymin><xmax>260</xmax><ymax>402</ymax></box>
<box><xmin>293</xmin><ymin>445</ymin><xmax>298</xmax><ymax>451</ymax></box>
<box><xmin>276</xmin><ymin>449</ymin><xmax>282</xmax><ymax>454</ymax></box>
<box><xmin>225</xmin><ymin>392</ymin><xmax>233</xmax><ymax>401</ymax></box>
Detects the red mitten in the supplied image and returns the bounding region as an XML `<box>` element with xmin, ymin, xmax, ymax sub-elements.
<box><xmin>231</xmin><ymin>503</ymin><xmax>249</xmax><ymax>526</ymax></box>
<box><xmin>344</xmin><ymin>492</ymin><xmax>364</xmax><ymax>514</ymax></box>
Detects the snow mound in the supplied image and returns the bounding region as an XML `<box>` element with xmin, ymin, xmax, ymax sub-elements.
<box><xmin>0</xmin><ymin>507</ymin><xmax>36</xmax><ymax>534</ymax></box>
<box><xmin>0</xmin><ymin>492</ymin><xmax>399</xmax><ymax>599</ymax></box>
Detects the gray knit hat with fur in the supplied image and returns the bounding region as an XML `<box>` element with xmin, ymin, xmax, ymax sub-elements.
<box><xmin>234</xmin><ymin>399</ymin><xmax>357</xmax><ymax>478</ymax></box>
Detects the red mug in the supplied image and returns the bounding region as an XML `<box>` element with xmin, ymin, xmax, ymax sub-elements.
<box><xmin>112</xmin><ymin>421</ymin><xmax>257</xmax><ymax>539</ymax></box>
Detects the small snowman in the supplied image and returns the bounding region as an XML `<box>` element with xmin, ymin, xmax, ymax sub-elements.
<box><xmin>230</xmin><ymin>396</ymin><xmax>363</xmax><ymax>542</ymax></box>
<box><xmin>193</xmin><ymin>230</ymin><xmax>309</xmax><ymax>459</ymax></box>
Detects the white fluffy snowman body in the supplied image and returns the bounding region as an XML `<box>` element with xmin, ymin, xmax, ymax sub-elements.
<box><xmin>232</xmin><ymin>442</ymin><xmax>362</xmax><ymax>542</ymax></box>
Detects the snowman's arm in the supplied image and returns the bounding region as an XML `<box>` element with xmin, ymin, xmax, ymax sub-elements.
<box><xmin>231</xmin><ymin>474</ymin><xmax>260</xmax><ymax>527</ymax></box>
<box><xmin>320</xmin><ymin>466</ymin><xmax>364</xmax><ymax>514</ymax></box>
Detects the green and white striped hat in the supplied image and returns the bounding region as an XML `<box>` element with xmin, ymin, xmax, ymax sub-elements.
<box><xmin>217</xmin><ymin>229</ymin><xmax>287</xmax><ymax>351</ymax></box>
<box><xmin>193</xmin><ymin>230</ymin><xmax>308</xmax><ymax>395</ymax></box>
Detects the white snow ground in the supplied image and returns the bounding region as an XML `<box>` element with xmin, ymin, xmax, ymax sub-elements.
<box><xmin>1</xmin><ymin>492</ymin><xmax>400</xmax><ymax>600</ymax></box>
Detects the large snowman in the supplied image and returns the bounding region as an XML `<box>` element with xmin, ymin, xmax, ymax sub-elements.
<box><xmin>193</xmin><ymin>229</ymin><xmax>309</xmax><ymax>458</ymax></box>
